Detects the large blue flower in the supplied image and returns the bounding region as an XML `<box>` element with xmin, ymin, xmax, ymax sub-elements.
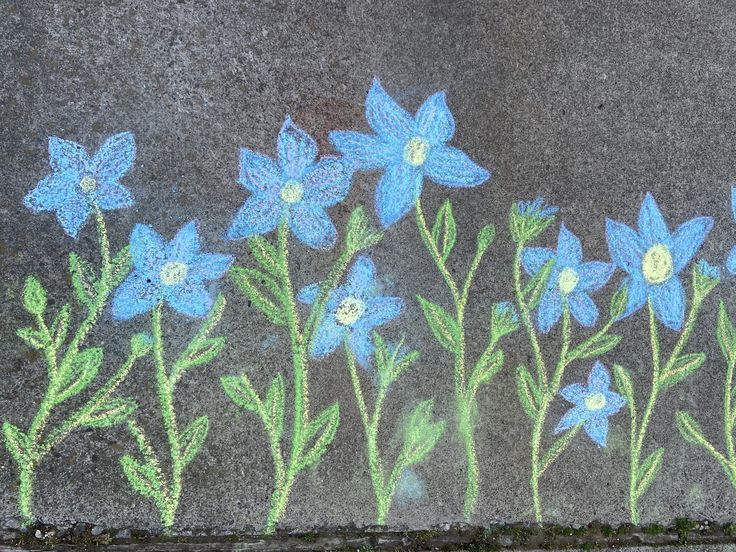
<box><xmin>330</xmin><ymin>78</ymin><xmax>489</xmax><ymax>228</ymax></box>
<box><xmin>606</xmin><ymin>193</ymin><xmax>713</xmax><ymax>331</ymax></box>
<box><xmin>522</xmin><ymin>224</ymin><xmax>614</xmax><ymax>333</ymax></box>
<box><xmin>298</xmin><ymin>255</ymin><xmax>403</xmax><ymax>367</ymax></box>
<box><xmin>24</xmin><ymin>132</ymin><xmax>136</xmax><ymax>238</ymax></box>
<box><xmin>227</xmin><ymin>116</ymin><xmax>352</xmax><ymax>249</ymax></box>
<box><xmin>113</xmin><ymin>221</ymin><xmax>234</xmax><ymax>320</ymax></box>
<box><xmin>554</xmin><ymin>361</ymin><xmax>626</xmax><ymax>447</ymax></box>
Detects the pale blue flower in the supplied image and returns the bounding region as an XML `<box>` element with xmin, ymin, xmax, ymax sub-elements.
<box><xmin>24</xmin><ymin>132</ymin><xmax>136</xmax><ymax>238</ymax></box>
<box><xmin>330</xmin><ymin>78</ymin><xmax>489</xmax><ymax>227</ymax></box>
<box><xmin>726</xmin><ymin>186</ymin><xmax>736</xmax><ymax>274</ymax></box>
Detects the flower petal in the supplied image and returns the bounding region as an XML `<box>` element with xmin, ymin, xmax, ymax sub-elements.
<box><xmin>671</xmin><ymin>216</ymin><xmax>714</xmax><ymax>273</ymax></box>
<box><xmin>554</xmin><ymin>405</ymin><xmax>588</xmax><ymax>433</ymax></box>
<box><xmin>537</xmin><ymin>287</ymin><xmax>562</xmax><ymax>333</ymax></box>
<box><xmin>365</xmin><ymin>77</ymin><xmax>414</xmax><ymax>142</ymax></box>
<box><xmin>732</xmin><ymin>186</ymin><xmax>736</xmax><ymax>221</ymax></box>
<box><xmin>311</xmin><ymin>312</ymin><xmax>343</xmax><ymax>359</ymax></box>
<box><xmin>346</xmin><ymin>255</ymin><xmax>376</xmax><ymax>296</ymax></box>
<box><xmin>650</xmin><ymin>276</ymin><xmax>685</xmax><ymax>331</ymax></box>
<box><xmin>165</xmin><ymin>280</ymin><xmax>214</xmax><ymax>318</ymax></box>
<box><xmin>621</xmin><ymin>274</ymin><xmax>648</xmax><ymax>319</ymax></box>
<box><xmin>56</xmin><ymin>195</ymin><xmax>92</xmax><ymax>238</ymax></box>
<box><xmin>130</xmin><ymin>224</ymin><xmax>167</xmax><ymax>275</ymax></box>
<box><xmin>190</xmin><ymin>253</ymin><xmax>234</xmax><ymax>281</ymax></box>
<box><xmin>277</xmin><ymin>116</ymin><xmax>318</xmax><ymax>179</ymax></box>
<box><xmin>227</xmin><ymin>193</ymin><xmax>282</xmax><ymax>240</ymax></box>
<box><xmin>601</xmin><ymin>390</ymin><xmax>626</xmax><ymax>416</ymax></box>
<box><xmin>587</xmin><ymin>361</ymin><xmax>611</xmax><ymax>392</ymax></box>
<box><xmin>521</xmin><ymin>247</ymin><xmax>555</xmax><ymax>276</ymax></box>
<box><xmin>577</xmin><ymin>262</ymin><xmax>615</xmax><ymax>292</ymax></box>
<box><xmin>302</xmin><ymin>157</ymin><xmax>352</xmax><ymax>207</ymax></box>
<box><xmin>606</xmin><ymin>218</ymin><xmax>645</xmax><ymax>273</ymax></box>
<box><xmin>584</xmin><ymin>415</ymin><xmax>609</xmax><ymax>447</ymax></box>
<box><xmin>423</xmin><ymin>145</ymin><xmax>489</xmax><ymax>188</ymax></box>
<box><xmin>24</xmin><ymin>173</ymin><xmax>76</xmax><ymax>212</ymax></box>
<box><xmin>560</xmin><ymin>383</ymin><xmax>587</xmax><ymax>405</ymax></box>
<box><xmin>375</xmin><ymin>162</ymin><xmax>423</xmax><ymax>227</ymax></box>
<box><xmin>239</xmin><ymin>148</ymin><xmax>281</xmax><ymax>194</ymax></box>
<box><xmin>557</xmin><ymin>223</ymin><xmax>582</xmax><ymax>265</ymax></box>
<box><xmin>359</xmin><ymin>296</ymin><xmax>404</xmax><ymax>329</ymax></box>
<box><xmin>415</xmin><ymin>91</ymin><xmax>455</xmax><ymax>145</ymax></box>
<box><xmin>728</xmin><ymin>245</ymin><xmax>736</xmax><ymax>275</ymax></box>
<box><xmin>48</xmin><ymin>136</ymin><xmax>89</xmax><ymax>174</ymax></box>
<box><xmin>297</xmin><ymin>283</ymin><xmax>320</xmax><ymax>305</ymax></box>
<box><xmin>94</xmin><ymin>181</ymin><xmax>134</xmax><ymax>210</ymax></box>
<box><xmin>112</xmin><ymin>272</ymin><xmax>159</xmax><ymax>320</ymax></box>
<box><xmin>90</xmin><ymin>132</ymin><xmax>136</xmax><ymax>183</ymax></box>
<box><xmin>638</xmin><ymin>193</ymin><xmax>672</xmax><ymax>247</ymax></box>
<box><xmin>167</xmin><ymin>220</ymin><xmax>201</xmax><ymax>263</ymax></box>
<box><xmin>289</xmin><ymin>203</ymin><xmax>337</xmax><ymax>250</ymax></box>
<box><xmin>568</xmin><ymin>292</ymin><xmax>599</xmax><ymax>328</ymax></box>
<box><xmin>329</xmin><ymin>131</ymin><xmax>399</xmax><ymax>170</ymax></box>
<box><xmin>349</xmin><ymin>329</ymin><xmax>375</xmax><ymax>368</ymax></box>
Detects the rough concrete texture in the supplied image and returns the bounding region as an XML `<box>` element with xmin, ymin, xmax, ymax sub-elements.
<box><xmin>3</xmin><ymin>0</ymin><xmax>736</xmax><ymax>540</ymax></box>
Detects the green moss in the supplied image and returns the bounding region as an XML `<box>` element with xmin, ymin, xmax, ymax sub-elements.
<box><xmin>642</xmin><ymin>523</ymin><xmax>664</xmax><ymax>535</ymax></box>
<box><xmin>673</xmin><ymin>517</ymin><xmax>697</xmax><ymax>543</ymax></box>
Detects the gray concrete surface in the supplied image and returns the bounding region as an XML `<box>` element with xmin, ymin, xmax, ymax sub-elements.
<box><xmin>3</xmin><ymin>0</ymin><xmax>736</xmax><ymax>539</ymax></box>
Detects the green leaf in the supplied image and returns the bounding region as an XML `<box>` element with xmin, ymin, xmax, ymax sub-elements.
<box><xmin>83</xmin><ymin>397</ymin><xmax>138</xmax><ymax>428</ymax></box>
<box><xmin>609</xmin><ymin>285</ymin><xmax>628</xmax><ymax>320</ymax></box>
<box><xmin>400</xmin><ymin>400</ymin><xmax>445</xmax><ymax>466</ymax></box>
<box><xmin>635</xmin><ymin>447</ymin><xmax>664</xmax><ymax>499</ymax></box>
<box><xmin>416</xmin><ymin>295</ymin><xmax>460</xmax><ymax>353</ymax></box>
<box><xmin>431</xmin><ymin>199</ymin><xmax>457</xmax><ymax>263</ymax></box>
<box><xmin>612</xmin><ymin>364</ymin><xmax>635</xmax><ymax>413</ymax></box>
<box><xmin>22</xmin><ymin>276</ymin><xmax>47</xmax><ymax>316</ymax></box>
<box><xmin>3</xmin><ymin>422</ymin><xmax>31</xmax><ymax>466</ymax></box>
<box><xmin>296</xmin><ymin>402</ymin><xmax>340</xmax><ymax>472</ymax></box>
<box><xmin>130</xmin><ymin>332</ymin><xmax>154</xmax><ymax>358</ymax></box>
<box><xmin>540</xmin><ymin>424</ymin><xmax>581</xmax><ymax>475</ymax></box>
<box><xmin>230</xmin><ymin>266</ymin><xmax>286</xmax><ymax>326</ymax></box>
<box><xmin>180</xmin><ymin>416</ymin><xmax>209</xmax><ymax>467</ymax></box>
<box><xmin>469</xmin><ymin>349</ymin><xmax>504</xmax><ymax>394</ymax></box>
<box><xmin>248</xmin><ymin>236</ymin><xmax>280</xmax><ymax>276</ymax></box>
<box><xmin>476</xmin><ymin>224</ymin><xmax>496</xmax><ymax>255</ymax></box>
<box><xmin>346</xmin><ymin>206</ymin><xmax>383</xmax><ymax>253</ymax></box>
<box><xmin>16</xmin><ymin>327</ymin><xmax>48</xmax><ymax>349</ymax></box>
<box><xmin>718</xmin><ymin>301</ymin><xmax>736</xmax><ymax>367</ymax></box>
<box><xmin>109</xmin><ymin>246</ymin><xmax>132</xmax><ymax>289</ymax></box>
<box><xmin>660</xmin><ymin>352</ymin><xmax>705</xmax><ymax>390</ymax></box>
<box><xmin>176</xmin><ymin>336</ymin><xmax>226</xmax><ymax>372</ymax></box>
<box><xmin>523</xmin><ymin>258</ymin><xmax>555</xmax><ymax>310</ymax></box>
<box><xmin>69</xmin><ymin>252</ymin><xmax>98</xmax><ymax>307</ymax></box>
<box><xmin>568</xmin><ymin>334</ymin><xmax>621</xmax><ymax>362</ymax></box>
<box><xmin>53</xmin><ymin>347</ymin><xmax>103</xmax><ymax>405</ymax></box>
<box><xmin>221</xmin><ymin>374</ymin><xmax>261</xmax><ymax>413</ymax></box>
<box><xmin>263</xmin><ymin>374</ymin><xmax>285</xmax><ymax>441</ymax></box>
<box><xmin>516</xmin><ymin>365</ymin><xmax>540</xmax><ymax>420</ymax></box>
<box><xmin>121</xmin><ymin>454</ymin><xmax>166</xmax><ymax>503</ymax></box>
<box><xmin>50</xmin><ymin>304</ymin><xmax>71</xmax><ymax>349</ymax></box>
<box><xmin>676</xmin><ymin>411</ymin><xmax>706</xmax><ymax>446</ymax></box>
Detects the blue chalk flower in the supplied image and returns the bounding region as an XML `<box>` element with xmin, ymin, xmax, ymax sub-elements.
<box><xmin>298</xmin><ymin>255</ymin><xmax>403</xmax><ymax>367</ymax></box>
<box><xmin>606</xmin><ymin>193</ymin><xmax>713</xmax><ymax>331</ymax></box>
<box><xmin>726</xmin><ymin>186</ymin><xmax>736</xmax><ymax>275</ymax></box>
<box><xmin>518</xmin><ymin>197</ymin><xmax>558</xmax><ymax>219</ymax></box>
<box><xmin>555</xmin><ymin>361</ymin><xmax>626</xmax><ymax>447</ymax></box>
<box><xmin>330</xmin><ymin>78</ymin><xmax>489</xmax><ymax>227</ymax></box>
<box><xmin>24</xmin><ymin>132</ymin><xmax>136</xmax><ymax>238</ymax></box>
<box><xmin>522</xmin><ymin>224</ymin><xmax>614</xmax><ymax>333</ymax></box>
<box><xmin>227</xmin><ymin>116</ymin><xmax>352</xmax><ymax>249</ymax></box>
<box><xmin>113</xmin><ymin>221</ymin><xmax>234</xmax><ymax>320</ymax></box>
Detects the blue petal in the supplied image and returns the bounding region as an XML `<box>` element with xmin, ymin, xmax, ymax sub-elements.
<box><xmin>190</xmin><ymin>253</ymin><xmax>234</xmax><ymax>281</ymax></box>
<box><xmin>227</xmin><ymin>193</ymin><xmax>282</xmax><ymax>240</ymax></box>
<box><xmin>727</xmin><ymin>245</ymin><xmax>736</xmax><ymax>275</ymax></box>
<box><xmin>365</xmin><ymin>77</ymin><xmax>414</xmax><ymax>142</ymax></box>
<box><xmin>311</xmin><ymin>312</ymin><xmax>343</xmax><ymax>359</ymax></box>
<box><xmin>24</xmin><ymin>172</ymin><xmax>76</xmax><ymax>212</ymax></box>
<box><xmin>560</xmin><ymin>383</ymin><xmax>587</xmax><ymax>405</ymax></box>
<box><xmin>671</xmin><ymin>216</ymin><xmax>713</xmax><ymax>273</ymax></box>
<box><xmin>375</xmin><ymin>162</ymin><xmax>423</xmax><ymax>227</ymax></box>
<box><xmin>277</xmin><ymin>116</ymin><xmax>318</xmax><ymax>180</ymax></box>
<box><xmin>423</xmin><ymin>145</ymin><xmax>489</xmax><ymax>188</ymax></box>
<box><xmin>165</xmin><ymin>280</ymin><xmax>213</xmax><ymax>317</ymax></box>
<box><xmin>239</xmin><ymin>148</ymin><xmax>281</xmax><ymax>194</ymax></box>
<box><xmin>112</xmin><ymin>272</ymin><xmax>160</xmax><ymax>320</ymax></box>
<box><xmin>297</xmin><ymin>283</ymin><xmax>320</xmax><ymax>305</ymax></box>
<box><xmin>48</xmin><ymin>136</ymin><xmax>89</xmax><ymax>174</ymax></box>
<box><xmin>346</xmin><ymin>255</ymin><xmax>376</xmax><ymax>296</ymax></box>
<box><xmin>90</xmin><ymin>132</ymin><xmax>136</xmax><ymax>184</ymax></box>
<box><xmin>414</xmin><ymin>91</ymin><xmax>455</xmax><ymax>146</ymax></box>
<box><xmin>56</xmin><ymin>195</ymin><xmax>92</xmax><ymax>238</ymax></box>
<box><xmin>359</xmin><ymin>296</ymin><xmax>404</xmax><ymax>329</ymax></box>
<box><xmin>650</xmin><ymin>276</ymin><xmax>685</xmax><ymax>331</ymax></box>
<box><xmin>638</xmin><ymin>193</ymin><xmax>672</xmax><ymax>247</ymax></box>
<box><xmin>349</xmin><ymin>329</ymin><xmax>375</xmax><ymax>368</ymax></box>
<box><xmin>621</xmin><ymin>273</ymin><xmax>648</xmax><ymax>319</ymax></box>
<box><xmin>554</xmin><ymin>405</ymin><xmax>588</xmax><ymax>433</ymax></box>
<box><xmin>601</xmin><ymin>390</ymin><xmax>626</xmax><ymax>417</ymax></box>
<box><xmin>329</xmin><ymin>131</ymin><xmax>398</xmax><ymax>170</ymax></box>
<box><xmin>732</xmin><ymin>186</ymin><xmax>736</xmax><ymax>221</ymax></box>
<box><xmin>577</xmin><ymin>262</ymin><xmax>615</xmax><ymax>292</ymax></box>
<box><xmin>587</xmin><ymin>361</ymin><xmax>611</xmax><ymax>392</ymax></box>
<box><xmin>568</xmin><ymin>292</ymin><xmax>599</xmax><ymax>328</ymax></box>
<box><xmin>606</xmin><ymin>218</ymin><xmax>645</xmax><ymax>273</ymax></box>
<box><xmin>557</xmin><ymin>223</ymin><xmax>582</xmax><ymax>266</ymax></box>
<box><xmin>289</xmin><ymin>203</ymin><xmax>337</xmax><ymax>250</ymax></box>
<box><xmin>130</xmin><ymin>224</ymin><xmax>166</xmax><ymax>275</ymax></box>
<box><xmin>584</xmin><ymin>415</ymin><xmax>609</xmax><ymax>447</ymax></box>
<box><xmin>93</xmin><ymin>181</ymin><xmax>134</xmax><ymax>210</ymax></box>
<box><xmin>537</xmin><ymin>287</ymin><xmax>562</xmax><ymax>333</ymax></box>
<box><xmin>521</xmin><ymin>247</ymin><xmax>555</xmax><ymax>276</ymax></box>
<box><xmin>302</xmin><ymin>157</ymin><xmax>352</xmax><ymax>208</ymax></box>
<box><xmin>167</xmin><ymin>221</ymin><xmax>201</xmax><ymax>263</ymax></box>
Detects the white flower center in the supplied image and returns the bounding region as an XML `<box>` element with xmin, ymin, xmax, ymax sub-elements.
<box><xmin>585</xmin><ymin>392</ymin><xmax>606</xmax><ymax>411</ymax></box>
<box><xmin>280</xmin><ymin>180</ymin><xmax>304</xmax><ymax>204</ymax></box>
<box><xmin>79</xmin><ymin>176</ymin><xmax>97</xmax><ymax>193</ymax></box>
<box><xmin>558</xmin><ymin>267</ymin><xmax>579</xmax><ymax>295</ymax></box>
<box><xmin>403</xmin><ymin>136</ymin><xmax>430</xmax><ymax>166</ymax></box>
<box><xmin>642</xmin><ymin>243</ymin><xmax>673</xmax><ymax>285</ymax></box>
<box><xmin>160</xmin><ymin>261</ymin><xmax>188</xmax><ymax>286</ymax></box>
<box><xmin>335</xmin><ymin>296</ymin><xmax>366</xmax><ymax>326</ymax></box>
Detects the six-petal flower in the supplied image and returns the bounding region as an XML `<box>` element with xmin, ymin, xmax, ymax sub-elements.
<box><xmin>24</xmin><ymin>132</ymin><xmax>136</xmax><ymax>238</ymax></box>
<box><xmin>113</xmin><ymin>221</ymin><xmax>234</xmax><ymax>320</ymax></box>
<box><xmin>330</xmin><ymin>78</ymin><xmax>490</xmax><ymax>227</ymax></box>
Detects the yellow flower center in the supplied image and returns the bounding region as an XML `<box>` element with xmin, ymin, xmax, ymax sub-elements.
<box><xmin>558</xmin><ymin>267</ymin><xmax>579</xmax><ymax>295</ymax></box>
<box><xmin>403</xmin><ymin>136</ymin><xmax>430</xmax><ymax>166</ymax></box>
<box><xmin>585</xmin><ymin>392</ymin><xmax>606</xmax><ymax>411</ymax></box>
<box><xmin>335</xmin><ymin>296</ymin><xmax>366</xmax><ymax>326</ymax></box>
<box><xmin>280</xmin><ymin>180</ymin><xmax>304</xmax><ymax>204</ymax></box>
<box><xmin>79</xmin><ymin>176</ymin><xmax>97</xmax><ymax>193</ymax></box>
<box><xmin>160</xmin><ymin>261</ymin><xmax>188</xmax><ymax>286</ymax></box>
<box><xmin>642</xmin><ymin>243</ymin><xmax>673</xmax><ymax>285</ymax></box>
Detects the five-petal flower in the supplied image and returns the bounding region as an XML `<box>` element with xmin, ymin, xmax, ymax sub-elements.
<box><xmin>227</xmin><ymin>116</ymin><xmax>352</xmax><ymax>249</ymax></box>
<box><xmin>606</xmin><ymin>193</ymin><xmax>713</xmax><ymax>331</ymax></box>
<box><xmin>24</xmin><ymin>132</ymin><xmax>136</xmax><ymax>238</ymax></box>
<box><xmin>522</xmin><ymin>224</ymin><xmax>614</xmax><ymax>333</ymax></box>
<box><xmin>555</xmin><ymin>361</ymin><xmax>626</xmax><ymax>447</ymax></box>
<box><xmin>298</xmin><ymin>255</ymin><xmax>403</xmax><ymax>367</ymax></box>
<box><xmin>113</xmin><ymin>221</ymin><xmax>234</xmax><ymax>320</ymax></box>
<box><xmin>330</xmin><ymin>78</ymin><xmax>490</xmax><ymax>227</ymax></box>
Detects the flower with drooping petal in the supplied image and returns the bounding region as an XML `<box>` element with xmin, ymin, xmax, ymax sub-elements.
<box><xmin>227</xmin><ymin>116</ymin><xmax>352</xmax><ymax>249</ymax></box>
<box><xmin>522</xmin><ymin>224</ymin><xmax>614</xmax><ymax>333</ymax></box>
<box><xmin>510</xmin><ymin>197</ymin><xmax>559</xmax><ymax>243</ymax></box>
<box><xmin>113</xmin><ymin>221</ymin><xmax>234</xmax><ymax>320</ymax></box>
<box><xmin>298</xmin><ymin>255</ymin><xmax>403</xmax><ymax>367</ymax></box>
<box><xmin>606</xmin><ymin>193</ymin><xmax>713</xmax><ymax>331</ymax></box>
<box><xmin>24</xmin><ymin>132</ymin><xmax>136</xmax><ymax>238</ymax></box>
<box><xmin>330</xmin><ymin>77</ymin><xmax>489</xmax><ymax>227</ymax></box>
<box><xmin>555</xmin><ymin>361</ymin><xmax>626</xmax><ymax>447</ymax></box>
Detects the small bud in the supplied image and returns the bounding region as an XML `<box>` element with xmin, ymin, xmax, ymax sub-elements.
<box><xmin>693</xmin><ymin>259</ymin><xmax>721</xmax><ymax>299</ymax></box>
<box><xmin>23</xmin><ymin>276</ymin><xmax>47</xmax><ymax>316</ymax></box>
<box><xmin>509</xmin><ymin>197</ymin><xmax>558</xmax><ymax>244</ymax></box>
<box><xmin>490</xmin><ymin>301</ymin><xmax>520</xmax><ymax>342</ymax></box>
<box><xmin>130</xmin><ymin>332</ymin><xmax>154</xmax><ymax>358</ymax></box>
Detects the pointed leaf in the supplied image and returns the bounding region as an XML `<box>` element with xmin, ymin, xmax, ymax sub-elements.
<box><xmin>718</xmin><ymin>301</ymin><xmax>736</xmax><ymax>367</ymax></box>
<box><xmin>50</xmin><ymin>304</ymin><xmax>71</xmax><ymax>349</ymax></box>
<box><xmin>635</xmin><ymin>447</ymin><xmax>664</xmax><ymax>499</ymax></box>
<box><xmin>296</xmin><ymin>402</ymin><xmax>340</xmax><ymax>471</ymax></box>
<box><xmin>110</xmin><ymin>245</ymin><xmax>132</xmax><ymax>289</ymax></box>
<box><xmin>83</xmin><ymin>397</ymin><xmax>138</xmax><ymax>428</ymax></box>
<box><xmin>417</xmin><ymin>295</ymin><xmax>460</xmax><ymax>353</ymax></box>
<box><xmin>613</xmin><ymin>364</ymin><xmax>635</xmax><ymax>416</ymax></box>
<box><xmin>523</xmin><ymin>258</ymin><xmax>555</xmax><ymax>309</ymax></box>
<box><xmin>476</xmin><ymin>224</ymin><xmax>496</xmax><ymax>256</ymax></box>
<box><xmin>22</xmin><ymin>276</ymin><xmax>47</xmax><ymax>316</ymax></box>
<box><xmin>400</xmin><ymin>400</ymin><xmax>445</xmax><ymax>466</ymax></box>
<box><xmin>221</xmin><ymin>374</ymin><xmax>261</xmax><ymax>413</ymax></box>
<box><xmin>263</xmin><ymin>374</ymin><xmax>285</xmax><ymax>441</ymax></box>
<box><xmin>16</xmin><ymin>327</ymin><xmax>48</xmax><ymax>349</ymax></box>
<box><xmin>177</xmin><ymin>336</ymin><xmax>226</xmax><ymax>370</ymax></box>
<box><xmin>53</xmin><ymin>347</ymin><xmax>103</xmax><ymax>405</ymax></box>
<box><xmin>120</xmin><ymin>454</ymin><xmax>166</xmax><ymax>504</ymax></box>
<box><xmin>540</xmin><ymin>424</ymin><xmax>581</xmax><ymax>475</ymax></box>
<box><xmin>346</xmin><ymin>205</ymin><xmax>383</xmax><ymax>252</ymax></box>
<box><xmin>3</xmin><ymin>422</ymin><xmax>31</xmax><ymax>466</ymax></box>
<box><xmin>248</xmin><ymin>236</ymin><xmax>280</xmax><ymax>276</ymax></box>
<box><xmin>661</xmin><ymin>352</ymin><xmax>705</xmax><ymax>390</ymax></box>
<box><xmin>431</xmin><ymin>199</ymin><xmax>457</xmax><ymax>263</ymax></box>
<box><xmin>230</xmin><ymin>266</ymin><xmax>286</xmax><ymax>326</ymax></box>
<box><xmin>516</xmin><ymin>365</ymin><xmax>539</xmax><ymax>420</ymax></box>
<box><xmin>676</xmin><ymin>411</ymin><xmax>707</xmax><ymax>446</ymax></box>
<box><xmin>469</xmin><ymin>348</ymin><xmax>504</xmax><ymax>394</ymax></box>
<box><xmin>568</xmin><ymin>334</ymin><xmax>621</xmax><ymax>362</ymax></box>
<box><xmin>180</xmin><ymin>416</ymin><xmax>209</xmax><ymax>467</ymax></box>
<box><xmin>69</xmin><ymin>252</ymin><xmax>97</xmax><ymax>307</ymax></box>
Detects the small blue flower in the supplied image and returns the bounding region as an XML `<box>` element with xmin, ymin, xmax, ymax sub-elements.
<box><xmin>24</xmin><ymin>132</ymin><xmax>136</xmax><ymax>238</ymax></box>
<box><xmin>518</xmin><ymin>197</ymin><xmax>559</xmax><ymax>219</ymax></box>
<box><xmin>298</xmin><ymin>255</ymin><xmax>403</xmax><ymax>367</ymax></box>
<box><xmin>227</xmin><ymin>116</ymin><xmax>352</xmax><ymax>249</ymax></box>
<box><xmin>555</xmin><ymin>361</ymin><xmax>626</xmax><ymax>447</ymax></box>
<box><xmin>113</xmin><ymin>221</ymin><xmax>234</xmax><ymax>320</ymax></box>
<box><xmin>697</xmin><ymin>259</ymin><xmax>721</xmax><ymax>280</ymax></box>
<box><xmin>726</xmin><ymin>186</ymin><xmax>736</xmax><ymax>275</ymax></box>
<box><xmin>522</xmin><ymin>224</ymin><xmax>614</xmax><ymax>333</ymax></box>
<box><xmin>330</xmin><ymin>78</ymin><xmax>489</xmax><ymax>227</ymax></box>
<box><xmin>606</xmin><ymin>193</ymin><xmax>713</xmax><ymax>331</ymax></box>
